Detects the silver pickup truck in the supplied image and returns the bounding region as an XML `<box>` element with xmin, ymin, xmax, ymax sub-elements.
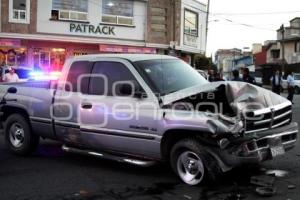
<box><xmin>0</xmin><ymin>54</ymin><xmax>298</xmax><ymax>185</ymax></box>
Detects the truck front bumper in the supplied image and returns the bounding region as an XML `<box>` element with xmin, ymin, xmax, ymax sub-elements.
<box><xmin>210</xmin><ymin>122</ymin><xmax>298</xmax><ymax>172</ymax></box>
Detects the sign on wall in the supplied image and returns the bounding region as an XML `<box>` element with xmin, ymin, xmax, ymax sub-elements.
<box><xmin>0</xmin><ymin>39</ymin><xmax>21</xmax><ymax>47</ymax></box>
<box><xmin>70</xmin><ymin>23</ymin><xmax>115</xmax><ymax>35</ymax></box>
<box><xmin>183</xmin><ymin>34</ymin><xmax>199</xmax><ymax>48</ymax></box>
<box><xmin>99</xmin><ymin>44</ymin><xmax>156</xmax><ymax>54</ymax></box>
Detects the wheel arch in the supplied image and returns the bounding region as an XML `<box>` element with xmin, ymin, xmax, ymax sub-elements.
<box><xmin>160</xmin><ymin>129</ymin><xmax>211</xmax><ymax>161</ymax></box>
<box><xmin>160</xmin><ymin>129</ymin><xmax>232</xmax><ymax>172</ymax></box>
<box><xmin>1</xmin><ymin>105</ymin><xmax>30</xmax><ymax>128</ymax></box>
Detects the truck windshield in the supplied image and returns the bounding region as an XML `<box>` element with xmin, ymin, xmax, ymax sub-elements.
<box><xmin>134</xmin><ymin>59</ymin><xmax>208</xmax><ymax>96</ymax></box>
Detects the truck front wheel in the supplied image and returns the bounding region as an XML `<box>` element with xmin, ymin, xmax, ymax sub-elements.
<box><xmin>170</xmin><ymin>139</ymin><xmax>220</xmax><ymax>185</ymax></box>
<box><xmin>4</xmin><ymin>114</ymin><xmax>39</xmax><ymax>155</ymax></box>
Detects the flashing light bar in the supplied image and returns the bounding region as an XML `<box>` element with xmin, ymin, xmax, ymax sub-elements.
<box><xmin>29</xmin><ymin>71</ymin><xmax>62</xmax><ymax>81</ymax></box>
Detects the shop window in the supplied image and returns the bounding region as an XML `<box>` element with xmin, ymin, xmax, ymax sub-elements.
<box><xmin>0</xmin><ymin>48</ymin><xmax>27</xmax><ymax>67</ymax></box>
<box><xmin>51</xmin><ymin>0</ymin><xmax>88</xmax><ymax>22</ymax></box>
<box><xmin>33</xmin><ymin>48</ymin><xmax>66</xmax><ymax>72</ymax></box>
<box><xmin>102</xmin><ymin>0</ymin><xmax>134</xmax><ymax>26</ymax></box>
<box><xmin>295</xmin><ymin>42</ymin><xmax>300</xmax><ymax>53</ymax></box>
<box><xmin>9</xmin><ymin>0</ymin><xmax>30</xmax><ymax>23</ymax></box>
<box><xmin>184</xmin><ymin>9</ymin><xmax>198</xmax><ymax>37</ymax></box>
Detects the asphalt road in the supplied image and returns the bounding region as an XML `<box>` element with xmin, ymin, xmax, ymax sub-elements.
<box><xmin>1</xmin><ymin>95</ymin><xmax>300</xmax><ymax>200</ymax></box>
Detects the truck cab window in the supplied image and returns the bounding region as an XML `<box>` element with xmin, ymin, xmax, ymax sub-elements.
<box><xmin>65</xmin><ymin>61</ymin><xmax>91</xmax><ymax>93</ymax></box>
<box><xmin>89</xmin><ymin>61</ymin><xmax>142</xmax><ymax>96</ymax></box>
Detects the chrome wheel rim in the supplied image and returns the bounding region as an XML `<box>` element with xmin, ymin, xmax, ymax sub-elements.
<box><xmin>9</xmin><ymin>123</ymin><xmax>25</xmax><ymax>148</ymax></box>
<box><xmin>177</xmin><ymin>151</ymin><xmax>205</xmax><ymax>185</ymax></box>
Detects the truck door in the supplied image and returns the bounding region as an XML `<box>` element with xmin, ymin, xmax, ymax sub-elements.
<box><xmin>79</xmin><ymin>59</ymin><xmax>161</xmax><ymax>157</ymax></box>
<box><xmin>53</xmin><ymin>60</ymin><xmax>93</xmax><ymax>145</ymax></box>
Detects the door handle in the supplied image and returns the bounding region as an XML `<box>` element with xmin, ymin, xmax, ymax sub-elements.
<box><xmin>81</xmin><ymin>102</ymin><xmax>93</xmax><ymax>109</ymax></box>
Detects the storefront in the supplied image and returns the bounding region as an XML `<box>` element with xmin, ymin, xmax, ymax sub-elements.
<box><xmin>0</xmin><ymin>0</ymin><xmax>207</xmax><ymax>72</ymax></box>
<box><xmin>0</xmin><ymin>39</ymin><xmax>27</xmax><ymax>67</ymax></box>
<box><xmin>27</xmin><ymin>40</ymin><xmax>100</xmax><ymax>72</ymax></box>
<box><xmin>0</xmin><ymin>38</ymin><xmax>159</xmax><ymax>72</ymax></box>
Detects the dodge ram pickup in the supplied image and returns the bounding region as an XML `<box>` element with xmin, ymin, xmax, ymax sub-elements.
<box><xmin>0</xmin><ymin>54</ymin><xmax>298</xmax><ymax>185</ymax></box>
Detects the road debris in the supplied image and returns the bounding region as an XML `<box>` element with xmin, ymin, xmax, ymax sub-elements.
<box><xmin>223</xmin><ymin>192</ymin><xmax>246</xmax><ymax>200</ymax></box>
<box><xmin>265</xmin><ymin>169</ymin><xmax>289</xmax><ymax>177</ymax></box>
<box><xmin>183</xmin><ymin>194</ymin><xmax>192</xmax><ymax>199</ymax></box>
<box><xmin>250</xmin><ymin>175</ymin><xmax>275</xmax><ymax>187</ymax></box>
<box><xmin>255</xmin><ymin>187</ymin><xmax>276</xmax><ymax>197</ymax></box>
<box><xmin>288</xmin><ymin>185</ymin><xmax>296</xmax><ymax>190</ymax></box>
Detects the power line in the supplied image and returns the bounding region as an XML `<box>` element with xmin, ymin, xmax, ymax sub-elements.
<box><xmin>210</xmin><ymin>16</ymin><xmax>276</xmax><ymax>31</ymax></box>
<box><xmin>211</xmin><ymin>10</ymin><xmax>300</xmax><ymax>16</ymax></box>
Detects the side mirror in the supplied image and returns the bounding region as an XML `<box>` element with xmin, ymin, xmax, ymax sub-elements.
<box><xmin>119</xmin><ymin>83</ymin><xmax>147</xmax><ymax>99</ymax></box>
<box><xmin>119</xmin><ymin>83</ymin><xmax>133</xmax><ymax>96</ymax></box>
<box><xmin>7</xmin><ymin>87</ymin><xmax>17</xmax><ymax>94</ymax></box>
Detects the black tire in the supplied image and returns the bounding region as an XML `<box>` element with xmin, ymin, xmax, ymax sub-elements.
<box><xmin>170</xmin><ymin>139</ymin><xmax>221</xmax><ymax>186</ymax></box>
<box><xmin>4</xmin><ymin>114</ymin><xmax>39</xmax><ymax>155</ymax></box>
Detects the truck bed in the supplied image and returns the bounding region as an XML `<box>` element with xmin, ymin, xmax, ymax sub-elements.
<box><xmin>0</xmin><ymin>80</ymin><xmax>54</xmax><ymax>89</ymax></box>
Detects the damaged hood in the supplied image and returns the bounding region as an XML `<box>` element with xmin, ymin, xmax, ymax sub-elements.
<box><xmin>162</xmin><ymin>81</ymin><xmax>290</xmax><ymax>113</ymax></box>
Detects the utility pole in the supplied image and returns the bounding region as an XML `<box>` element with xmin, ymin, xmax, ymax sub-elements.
<box><xmin>280</xmin><ymin>24</ymin><xmax>285</xmax><ymax>73</ymax></box>
<box><xmin>205</xmin><ymin>0</ymin><xmax>210</xmax><ymax>56</ymax></box>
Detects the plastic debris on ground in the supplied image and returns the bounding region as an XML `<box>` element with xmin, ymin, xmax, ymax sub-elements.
<box><xmin>250</xmin><ymin>175</ymin><xmax>275</xmax><ymax>187</ymax></box>
<box><xmin>255</xmin><ymin>187</ymin><xmax>276</xmax><ymax>197</ymax></box>
<box><xmin>265</xmin><ymin>169</ymin><xmax>289</xmax><ymax>177</ymax></box>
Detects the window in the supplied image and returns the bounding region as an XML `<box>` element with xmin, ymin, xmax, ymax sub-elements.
<box><xmin>9</xmin><ymin>0</ymin><xmax>30</xmax><ymax>23</ymax></box>
<box><xmin>51</xmin><ymin>0</ymin><xmax>88</xmax><ymax>21</ymax></box>
<box><xmin>89</xmin><ymin>61</ymin><xmax>139</xmax><ymax>96</ymax></box>
<box><xmin>135</xmin><ymin>59</ymin><xmax>207</xmax><ymax>96</ymax></box>
<box><xmin>65</xmin><ymin>61</ymin><xmax>91</xmax><ymax>93</ymax></box>
<box><xmin>184</xmin><ymin>9</ymin><xmax>198</xmax><ymax>36</ymax></box>
<box><xmin>295</xmin><ymin>42</ymin><xmax>300</xmax><ymax>52</ymax></box>
<box><xmin>102</xmin><ymin>0</ymin><xmax>134</xmax><ymax>26</ymax></box>
<box><xmin>271</xmin><ymin>49</ymin><xmax>280</xmax><ymax>59</ymax></box>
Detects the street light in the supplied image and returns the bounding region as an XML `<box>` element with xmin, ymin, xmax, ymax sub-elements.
<box><xmin>279</xmin><ymin>24</ymin><xmax>285</xmax><ymax>73</ymax></box>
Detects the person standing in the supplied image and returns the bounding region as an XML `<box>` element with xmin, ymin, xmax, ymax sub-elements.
<box><xmin>208</xmin><ymin>69</ymin><xmax>215</xmax><ymax>82</ymax></box>
<box><xmin>242</xmin><ymin>68</ymin><xmax>255</xmax><ymax>84</ymax></box>
<box><xmin>3</xmin><ymin>67</ymin><xmax>19</xmax><ymax>82</ymax></box>
<box><xmin>213</xmin><ymin>72</ymin><xmax>224</xmax><ymax>81</ymax></box>
<box><xmin>232</xmin><ymin>69</ymin><xmax>242</xmax><ymax>81</ymax></box>
<box><xmin>287</xmin><ymin>72</ymin><xmax>295</xmax><ymax>103</ymax></box>
<box><xmin>270</xmin><ymin>70</ymin><xmax>282</xmax><ymax>95</ymax></box>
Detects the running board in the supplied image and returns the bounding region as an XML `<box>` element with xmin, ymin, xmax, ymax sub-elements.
<box><xmin>62</xmin><ymin>145</ymin><xmax>157</xmax><ymax>167</ymax></box>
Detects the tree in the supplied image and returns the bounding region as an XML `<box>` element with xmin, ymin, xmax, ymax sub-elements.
<box><xmin>194</xmin><ymin>54</ymin><xmax>216</xmax><ymax>71</ymax></box>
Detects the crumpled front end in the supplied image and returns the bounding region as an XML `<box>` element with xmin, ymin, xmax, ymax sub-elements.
<box><xmin>162</xmin><ymin>81</ymin><xmax>298</xmax><ymax>171</ymax></box>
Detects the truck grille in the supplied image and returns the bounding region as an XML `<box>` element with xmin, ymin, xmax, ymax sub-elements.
<box><xmin>245</xmin><ymin>102</ymin><xmax>292</xmax><ymax>134</ymax></box>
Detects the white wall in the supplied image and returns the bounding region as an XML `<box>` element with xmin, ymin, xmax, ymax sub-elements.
<box><xmin>179</xmin><ymin>0</ymin><xmax>207</xmax><ymax>54</ymax></box>
<box><xmin>36</xmin><ymin>0</ymin><xmax>146</xmax><ymax>42</ymax></box>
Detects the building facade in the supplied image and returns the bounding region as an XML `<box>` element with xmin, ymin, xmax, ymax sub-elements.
<box><xmin>260</xmin><ymin>18</ymin><xmax>300</xmax><ymax>77</ymax></box>
<box><xmin>215</xmin><ymin>48</ymin><xmax>242</xmax><ymax>79</ymax></box>
<box><xmin>0</xmin><ymin>0</ymin><xmax>208</xmax><ymax>72</ymax></box>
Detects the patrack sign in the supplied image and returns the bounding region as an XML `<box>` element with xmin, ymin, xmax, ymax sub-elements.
<box><xmin>70</xmin><ymin>23</ymin><xmax>115</xmax><ymax>35</ymax></box>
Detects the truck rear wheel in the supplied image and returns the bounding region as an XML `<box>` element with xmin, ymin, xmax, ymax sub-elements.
<box><xmin>4</xmin><ymin>114</ymin><xmax>39</xmax><ymax>155</ymax></box>
<box><xmin>170</xmin><ymin>139</ymin><xmax>220</xmax><ymax>185</ymax></box>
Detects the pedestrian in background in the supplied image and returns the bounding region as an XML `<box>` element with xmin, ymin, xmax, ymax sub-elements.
<box><xmin>208</xmin><ymin>69</ymin><xmax>214</xmax><ymax>82</ymax></box>
<box><xmin>287</xmin><ymin>71</ymin><xmax>295</xmax><ymax>103</ymax></box>
<box><xmin>270</xmin><ymin>70</ymin><xmax>282</xmax><ymax>95</ymax></box>
<box><xmin>3</xmin><ymin>67</ymin><xmax>19</xmax><ymax>83</ymax></box>
<box><xmin>242</xmin><ymin>68</ymin><xmax>255</xmax><ymax>84</ymax></box>
<box><xmin>232</xmin><ymin>69</ymin><xmax>242</xmax><ymax>81</ymax></box>
<box><xmin>213</xmin><ymin>72</ymin><xmax>224</xmax><ymax>81</ymax></box>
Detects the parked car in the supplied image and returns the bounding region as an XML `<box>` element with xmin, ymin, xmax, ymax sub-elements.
<box><xmin>0</xmin><ymin>54</ymin><xmax>297</xmax><ymax>185</ymax></box>
<box><xmin>281</xmin><ymin>73</ymin><xmax>300</xmax><ymax>94</ymax></box>
<box><xmin>250</xmin><ymin>71</ymin><xmax>263</xmax><ymax>87</ymax></box>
